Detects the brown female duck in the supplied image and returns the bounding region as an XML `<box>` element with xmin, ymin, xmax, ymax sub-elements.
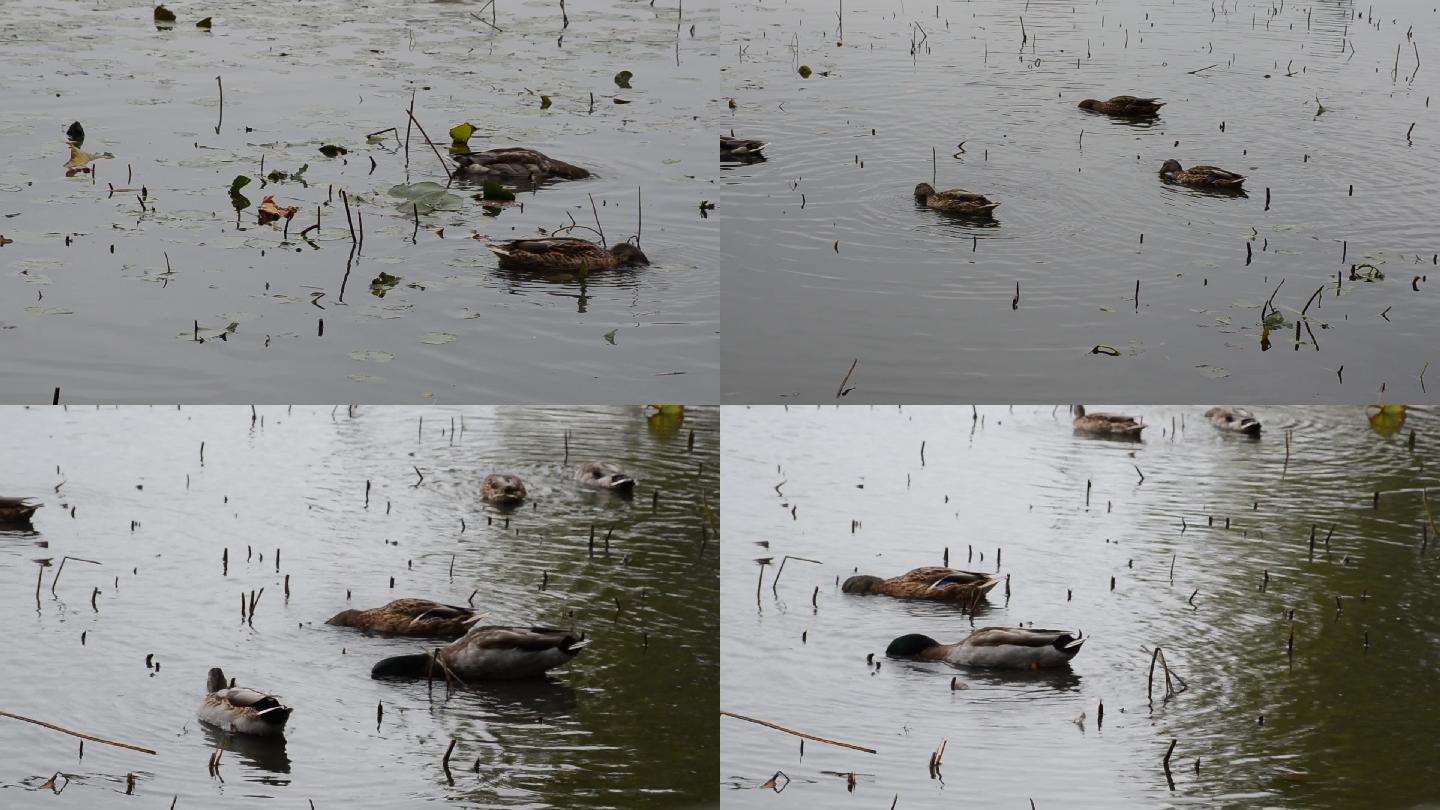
<box><xmin>1078</xmin><ymin>95</ymin><xmax>1165</xmax><ymax>116</ymax></box>
<box><xmin>480</xmin><ymin>474</ymin><xmax>527</xmax><ymax>506</ymax></box>
<box><xmin>0</xmin><ymin>497</ymin><xmax>41</xmax><ymax>524</ymax></box>
<box><xmin>486</xmin><ymin>237</ymin><xmax>649</xmax><ymax>272</ymax></box>
<box><xmin>1159</xmin><ymin>160</ymin><xmax>1246</xmax><ymax>189</ymax></box>
<box><xmin>326</xmin><ymin>598</ymin><xmax>482</xmax><ymax>638</ymax></box>
<box><xmin>453</xmin><ymin>148</ymin><xmax>589</xmax><ymax>182</ymax></box>
<box><xmin>914</xmin><ymin>183</ymin><xmax>1000</xmax><ymax>216</ymax></box>
<box><xmin>1072</xmin><ymin>405</ymin><xmax>1146</xmax><ymax>436</ymax></box>
<box><xmin>842</xmin><ymin>566</ymin><xmax>1005</xmax><ymax>603</ymax></box>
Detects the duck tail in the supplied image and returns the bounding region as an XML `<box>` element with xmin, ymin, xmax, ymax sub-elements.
<box><xmin>977</xmin><ymin>574</ymin><xmax>1005</xmax><ymax>594</ymax></box>
<box><xmin>563</xmin><ymin>637</ymin><xmax>591</xmax><ymax>655</ymax></box>
<box><xmin>1063</xmin><ymin>634</ymin><xmax>1087</xmax><ymax>650</ymax></box>
<box><xmin>371</xmin><ymin>653</ymin><xmax>436</xmax><ymax>679</ymax></box>
<box><xmin>886</xmin><ymin>633</ymin><xmax>941</xmax><ymax>657</ymax></box>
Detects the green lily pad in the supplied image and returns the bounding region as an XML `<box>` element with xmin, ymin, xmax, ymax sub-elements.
<box><xmin>319</xmin><ymin>144</ymin><xmax>347</xmax><ymax>158</ymax></box>
<box><xmin>449</xmin><ymin>122</ymin><xmax>476</xmax><ymax>143</ymax></box>
<box><xmin>481</xmin><ymin>179</ymin><xmax>515</xmax><ymax>201</ymax></box>
<box><xmin>196</xmin><ymin>16</ymin><xmax>212</xmax><ymax>29</ymax></box>
<box><xmin>798</xmin><ymin>65</ymin><xmax>813</xmax><ymax>78</ymax></box>
<box><xmin>614</xmin><ymin>70</ymin><xmax>634</xmax><ymax>88</ymax></box>
<box><xmin>370</xmin><ymin>272</ymin><xmax>401</xmax><ymax>297</ymax></box>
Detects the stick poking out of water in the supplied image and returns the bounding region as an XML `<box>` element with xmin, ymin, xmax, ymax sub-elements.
<box><xmin>721</xmin><ymin>711</ymin><xmax>877</xmax><ymax>754</ymax></box>
<box><xmin>0</xmin><ymin>710</ymin><xmax>156</xmax><ymax>755</ymax></box>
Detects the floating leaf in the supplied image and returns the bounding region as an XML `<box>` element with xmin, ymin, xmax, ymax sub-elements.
<box><xmin>153</xmin><ymin>5</ymin><xmax>176</xmax><ymax>22</ymax></box>
<box><xmin>481</xmin><ymin>179</ymin><xmax>515</xmax><ymax>202</ymax></box>
<box><xmin>196</xmin><ymin>16</ymin><xmax>212</xmax><ymax>29</ymax></box>
<box><xmin>419</xmin><ymin>332</ymin><xmax>456</xmax><ymax>345</ymax></box>
<box><xmin>369</xmin><ymin>272</ymin><xmax>401</xmax><ymax>297</ymax></box>
<box><xmin>448</xmin><ymin>122</ymin><xmax>476</xmax><ymax>143</ymax></box>
<box><xmin>388</xmin><ymin>181</ymin><xmax>463</xmax><ymax>214</ymax></box>
<box><xmin>613</xmin><ymin>98</ymin><xmax>631</xmax><ymax>104</ymax></box>
<box><xmin>257</xmin><ymin>195</ymin><xmax>299</xmax><ymax>224</ymax></box>
<box><xmin>798</xmin><ymin>65</ymin><xmax>813</xmax><ymax>78</ymax></box>
<box><xmin>229</xmin><ymin>175</ymin><xmax>251</xmax><ymax>194</ymax></box>
<box><xmin>614</xmin><ymin>70</ymin><xmax>634</xmax><ymax>88</ymax></box>
<box><xmin>318</xmin><ymin>144</ymin><xmax>348</xmax><ymax>158</ymax></box>
<box><xmin>64</xmin><ymin>144</ymin><xmax>114</xmax><ymax>174</ymax></box>
<box><xmin>603</xmin><ymin>329</ymin><xmax>617</xmax><ymax>345</ymax></box>
<box><xmin>540</xmin><ymin>95</ymin><xmax>553</xmax><ymax>109</ymax></box>
<box><xmin>66</xmin><ymin>121</ymin><xmax>84</xmax><ymax>146</ymax></box>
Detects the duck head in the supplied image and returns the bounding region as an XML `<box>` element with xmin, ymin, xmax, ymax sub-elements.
<box><xmin>913</xmin><ymin>183</ymin><xmax>937</xmax><ymax>200</ymax></box>
<box><xmin>841</xmin><ymin>574</ymin><xmax>885</xmax><ymax>594</ymax></box>
<box><xmin>1077</xmin><ymin>99</ymin><xmax>1100</xmax><ymax>110</ymax></box>
<box><xmin>611</xmin><ymin>242</ymin><xmax>650</xmax><ymax>267</ymax></box>
<box><xmin>1159</xmin><ymin>159</ymin><xmax>1184</xmax><ymax>175</ymax></box>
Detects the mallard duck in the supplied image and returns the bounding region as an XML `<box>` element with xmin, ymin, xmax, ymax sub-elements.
<box><xmin>486</xmin><ymin>237</ymin><xmax>649</xmax><ymax>273</ymax></box>
<box><xmin>326</xmin><ymin>598</ymin><xmax>482</xmax><ymax>638</ymax></box>
<box><xmin>886</xmin><ymin>627</ymin><xmax>1086</xmax><ymax>669</ymax></box>
<box><xmin>480</xmin><ymin>474</ymin><xmax>527</xmax><ymax>506</ymax></box>
<box><xmin>453</xmin><ymin>148</ymin><xmax>589</xmax><ymax>182</ymax></box>
<box><xmin>0</xmin><ymin>497</ymin><xmax>41</xmax><ymax>524</ymax></box>
<box><xmin>576</xmin><ymin>461</ymin><xmax>636</xmax><ymax>491</ymax></box>
<box><xmin>371</xmin><ymin>625</ymin><xmax>589</xmax><ymax>681</ymax></box>
<box><xmin>721</xmin><ymin>136</ymin><xmax>768</xmax><ymax>161</ymax></box>
<box><xmin>914</xmin><ymin>183</ymin><xmax>1000</xmax><ymax>216</ymax></box>
<box><xmin>842</xmin><ymin>566</ymin><xmax>1005</xmax><ymax>603</ymax></box>
<box><xmin>1072</xmin><ymin>405</ymin><xmax>1145</xmax><ymax>436</ymax></box>
<box><xmin>1159</xmin><ymin>160</ymin><xmax>1246</xmax><ymax>189</ymax></box>
<box><xmin>198</xmin><ymin>668</ymin><xmax>292</xmax><ymax>736</ymax></box>
<box><xmin>1078</xmin><ymin>95</ymin><xmax>1165</xmax><ymax>116</ymax></box>
<box><xmin>1205</xmin><ymin>406</ymin><xmax>1261</xmax><ymax>435</ymax></box>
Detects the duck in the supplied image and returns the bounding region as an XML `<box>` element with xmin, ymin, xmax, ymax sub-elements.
<box><xmin>913</xmin><ymin>183</ymin><xmax>1000</xmax><ymax>216</ymax></box>
<box><xmin>485</xmin><ymin>237</ymin><xmax>649</xmax><ymax>273</ymax></box>
<box><xmin>576</xmin><ymin>461</ymin><xmax>636</xmax><ymax>492</ymax></box>
<box><xmin>1072</xmin><ymin>405</ymin><xmax>1145</xmax><ymax>436</ymax></box>
<box><xmin>886</xmin><ymin>627</ymin><xmax>1086</xmax><ymax>669</ymax></box>
<box><xmin>371</xmin><ymin>625</ymin><xmax>589</xmax><ymax>682</ymax></box>
<box><xmin>198</xmin><ymin>668</ymin><xmax>292</xmax><ymax>737</ymax></box>
<box><xmin>721</xmin><ymin>136</ymin><xmax>768</xmax><ymax>161</ymax></box>
<box><xmin>842</xmin><ymin>566</ymin><xmax>1005</xmax><ymax>603</ymax></box>
<box><xmin>453</xmin><ymin>147</ymin><xmax>589</xmax><ymax>183</ymax></box>
<box><xmin>0</xmin><ymin>497</ymin><xmax>41</xmax><ymax>524</ymax></box>
<box><xmin>325</xmin><ymin>598</ymin><xmax>482</xmax><ymax>638</ymax></box>
<box><xmin>1159</xmin><ymin>160</ymin><xmax>1246</xmax><ymax>189</ymax></box>
<box><xmin>480</xmin><ymin>474</ymin><xmax>527</xmax><ymax>506</ymax></box>
<box><xmin>1205</xmin><ymin>406</ymin><xmax>1261</xmax><ymax>435</ymax></box>
<box><xmin>1078</xmin><ymin>95</ymin><xmax>1165</xmax><ymax>116</ymax></box>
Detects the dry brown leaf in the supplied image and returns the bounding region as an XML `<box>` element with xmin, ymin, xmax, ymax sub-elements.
<box><xmin>258</xmin><ymin>195</ymin><xmax>300</xmax><ymax>224</ymax></box>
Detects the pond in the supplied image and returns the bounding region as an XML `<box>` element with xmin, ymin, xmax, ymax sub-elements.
<box><xmin>721</xmin><ymin>404</ymin><xmax>1440</xmax><ymax>808</ymax></box>
<box><xmin>0</xmin><ymin>0</ymin><xmax>717</xmax><ymax>403</ymax></box>
<box><xmin>720</xmin><ymin>0</ymin><xmax>1436</xmax><ymax>402</ymax></box>
<box><xmin>0</xmin><ymin>404</ymin><xmax>718</xmax><ymax>809</ymax></box>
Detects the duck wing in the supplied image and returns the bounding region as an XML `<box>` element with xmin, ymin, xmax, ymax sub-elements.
<box><xmin>934</xmin><ymin>189</ymin><xmax>992</xmax><ymax>204</ymax></box>
<box><xmin>966</xmin><ymin>627</ymin><xmax>1079</xmax><ymax>647</ymax></box>
<box><xmin>457</xmin><ymin>148</ymin><xmax>588</xmax><ymax>178</ymax></box>
<box><xmin>908</xmin><ymin>567</ymin><xmax>994</xmax><ymax>588</ymax></box>
<box><xmin>215</xmin><ymin>687</ymin><xmax>287</xmax><ymax>712</ymax></box>
<box><xmin>1188</xmin><ymin>165</ymin><xmax>1245</xmax><ymax>182</ymax></box>
<box><xmin>460</xmin><ymin>625</ymin><xmax>586</xmax><ymax>653</ymax></box>
<box><xmin>410</xmin><ymin>602</ymin><xmax>478</xmax><ymax>623</ymax></box>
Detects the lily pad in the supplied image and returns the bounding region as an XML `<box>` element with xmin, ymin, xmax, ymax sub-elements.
<box><xmin>449</xmin><ymin>122</ymin><xmax>476</xmax><ymax>143</ymax></box>
<box><xmin>480</xmin><ymin>179</ymin><xmax>515</xmax><ymax>201</ymax></box>
<box><xmin>614</xmin><ymin>70</ymin><xmax>634</xmax><ymax>88</ymax></box>
<box><xmin>389</xmin><ymin>182</ymin><xmax>463</xmax><ymax>214</ymax></box>
<box><xmin>798</xmin><ymin>65</ymin><xmax>813</xmax><ymax>78</ymax></box>
<box><xmin>370</xmin><ymin>271</ymin><xmax>401</xmax><ymax>297</ymax></box>
<box><xmin>318</xmin><ymin>144</ymin><xmax>347</xmax><ymax>158</ymax></box>
<box><xmin>196</xmin><ymin>16</ymin><xmax>212</xmax><ymax>29</ymax></box>
<box><xmin>419</xmin><ymin>332</ymin><xmax>456</xmax><ymax>345</ymax></box>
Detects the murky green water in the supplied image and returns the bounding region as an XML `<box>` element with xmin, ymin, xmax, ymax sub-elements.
<box><xmin>0</xmin><ymin>0</ymin><xmax>717</xmax><ymax>403</ymax></box>
<box><xmin>722</xmin><ymin>405</ymin><xmax>1440</xmax><ymax>808</ymax></box>
<box><xmin>0</xmin><ymin>405</ymin><xmax>717</xmax><ymax>808</ymax></box>
<box><xmin>720</xmin><ymin>0</ymin><xmax>1437</xmax><ymax>402</ymax></box>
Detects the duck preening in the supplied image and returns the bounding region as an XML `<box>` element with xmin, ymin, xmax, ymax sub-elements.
<box><xmin>1078</xmin><ymin>95</ymin><xmax>1165</xmax><ymax>116</ymax></box>
<box><xmin>452</xmin><ymin>147</ymin><xmax>589</xmax><ymax>183</ymax></box>
<box><xmin>326</xmin><ymin>598</ymin><xmax>482</xmax><ymax>638</ymax></box>
<box><xmin>0</xmin><ymin>496</ymin><xmax>42</xmax><ymax>524</ymax></box>
<box><xmin>480</xmin><ymin>474</ymin><xmax>527</xmax><ymax>506</ymax></box>
<box><xmin>198</xmin><ymin>668</ymin><xmax>292</xmax><ymax>736</ymax></box>
<box><xmin>576</xmin><ymin>461</ymin><xmax>636</xmax><ymax>491</ymax></box>
<box><xmin>1159</xmin><ymin>160</ymin><xmax>1246</xmax><ymax>189</ymax></box>
<box><xmin>485</xmin><ymin>237</ymin><xmax>649</xmax><ymax>273</ymax></box>
<box><xmin>721</xmin><ymin>136</ymin><xmax>768</xmax><ymax>161</ymax></box>
<box><xmin>1205</xmin><ymin>406</ymin><xmax>1261</xmax><ymax>435</ymax></box>
<box><xmin>913</xmin><ymin>183</ymin><xmax>1000</xmax><ymax>216</ymax></box>
<box><xmin>842</xmin><ymin>567</ymin><xmax>1005</xmax><ymax>603</ymax></box>
<box><xmin>371</xmin><ymin>626</ymin><xmax>589</xmax><ymax>682</ymax></box>
<box><xmin>886</xmin><ymin>627</ymin><xmax>1086</xmax><ymax>669</ymax></box>
<box><xmin>1072</xmin><ymin>405</ymin><xmax>1146</xmax><ymax>437</ymax></box>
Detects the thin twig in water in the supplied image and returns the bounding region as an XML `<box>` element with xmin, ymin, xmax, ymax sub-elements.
<box><xmin>720</xmin><ymin>711</ymin><xmax>877</xmax><ymax>753</ymax></box>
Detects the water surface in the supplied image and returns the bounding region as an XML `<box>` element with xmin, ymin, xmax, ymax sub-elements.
<box><xmin>720</xmin><ymin>0</ymin><xmax>1437</xmax><ymax>402</ymax></box>
<box><xmin>1</xmin><ymin>404</ymin><xmax>718</xmax><ymax>809</ymax></box>
<box><xmin>722</xmin><ymin>404</ymin><xmax>1440</xmax><ymax>808</ymax></box>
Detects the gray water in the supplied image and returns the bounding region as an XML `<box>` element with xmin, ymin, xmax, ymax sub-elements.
<box><xmin>720</xmin><ymin>0</ymin><xmax>1438</xmax><ymax>402</ymax></box>
<box><xmin>722</xmin><ymin>405</ymin><xmax>1440</xmax><ymax>808</ymax></box>
<box><xmin>0</xmin><ymin>405</ymin><xmax>718</xmax><ymax>809</ymax></box>
<box><xmin>0</xmin><ymin>0</ymin><xmax>717</xmax><ymax>403</ymax></box>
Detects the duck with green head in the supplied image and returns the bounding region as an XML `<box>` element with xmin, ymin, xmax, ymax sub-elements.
<box><xmin>576</xmin><ymin>461</ymin><xmax>636</xmax><ymax>492</ymax></box>
<box><xmin>721</xmin><ymin>136</ymin><xmax>769</xmax><ymax>161</ymax></box>
<box><xmin>887</xmin><ymin>627</ymin><xmax>1086</xmax><ymax>669</ymax></box>
<box><xmin>371</xmin><ymin>625</ymin><xmax>589</xmax><ymax>682</ymax></box>
<box><xmin>198</xmin><ymin>668</ymin><xmax>292</xmax><ymax>736</ymax></box>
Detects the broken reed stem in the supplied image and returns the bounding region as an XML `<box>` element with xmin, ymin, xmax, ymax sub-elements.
<box><xmin>588</xmin><ymin>192</ymin><xmax>606</xmax><ymax>248</ymax></box>
<box><xmin>0</xmin><ymin>710</ymin><xmax>156</xmax><ymax>755</ymax></box>
<box><xmin>341</xmin><ymin>191</ymin><xmax>357</xmax><ymax>244</ymax></box>
<box><xmin>403</xmin><ymin>107</ymin><xmax>454</xmax><ymax>181</ymax></box>
<box><xmin>720</xmin><ymin>711</ymin><xmax>877</xmax><ymax>754</ymax></box>
<box><xmin>50</xmin><ymin>556</ymin><xmax>101</xmax><ymax>595</ymax></box>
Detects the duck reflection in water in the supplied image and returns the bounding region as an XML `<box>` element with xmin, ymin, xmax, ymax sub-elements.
<box><xmin>202</xmin><ymin>724</ymin><xmax>292</xmax><ymax>778</ymax></box>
